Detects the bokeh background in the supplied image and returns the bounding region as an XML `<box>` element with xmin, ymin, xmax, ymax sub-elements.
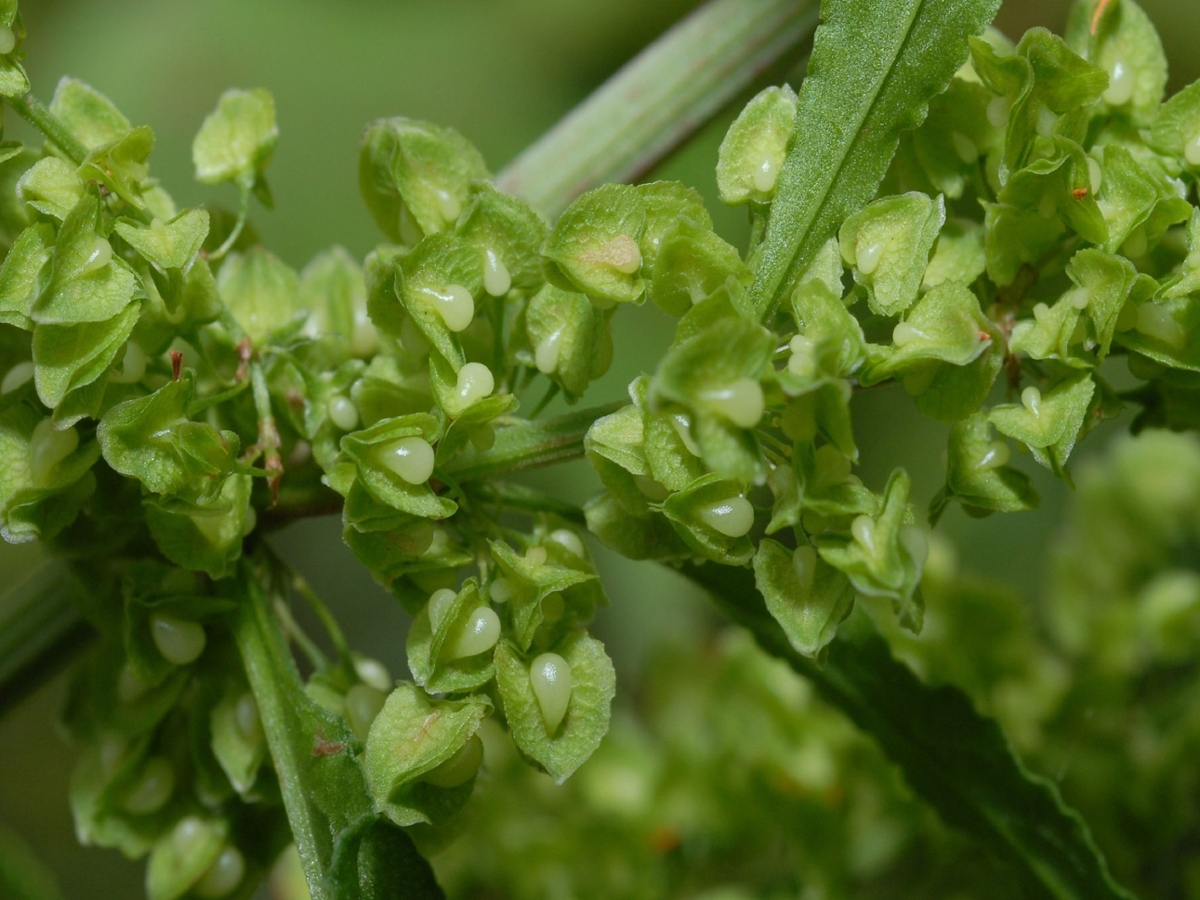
<box><xmin>2</xmin><ymin>0</ymin><xmax>1200</xmax><ymax>895</ymax></box>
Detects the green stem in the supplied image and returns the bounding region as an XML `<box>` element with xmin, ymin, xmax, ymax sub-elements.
<box><xmin>471</xmin><ymin>481</ymin><xmax>589</xmax><ymax>527</ymax></box>
<box><xmin>495</xmin><ymin>0</ymin><xmax>819</xmax><ymax>217</ymax></box>
<box><xmin>9</xmin><ymin>93</ymin><xmax>89</xmax><ymax>165</ymax></box>
<box><xmin>443</xmin><ymin>401</ymin><xmax>622</xmax><ymax>482</ymax></box>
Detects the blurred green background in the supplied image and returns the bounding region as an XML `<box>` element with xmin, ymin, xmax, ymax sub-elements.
<box><xmin>3</xmin><ymin>0</ymin><xmax>1200</xmax><ymax>896</ymax></box>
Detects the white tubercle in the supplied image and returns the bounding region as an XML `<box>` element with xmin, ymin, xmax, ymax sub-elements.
<box><xmin>29</xmin><ymin>418</ymin><xmax>79</xmax><ymax>487</ymax></box>
<box><xmin>1103</xmin><ymin>59</ymin><xmax>1134</xmax><ymax>106</ymax></box>
<box><xmin>450</xmin><ymin>362</ymin><xmax>495</xmax><ymax>414</ymax></box>
<box><xmin>525</xmin><ymin>545</ymin><xmax>548</xmax><ymax>567</ymax></box>
<box><xmin>1</xmin><ymin>360</ymin><xmax>33</xmax><ymax>394</ymax></box>
<box><xmin>669</xmin><ymin>412</ymin><xmax>701</xmax><ymax>456</ymax></box>
<box><xmin>483</xmin><ymin>248</ymin><xmax>512</xmax><ymax>297</ymax></box>
<box><xmin>1032</xmin><ymin>302</ymin><xmax>1051</xmax><ymax>323</ymax></box>
<box><xmin>117</xmin><ymin>665</ymin><xmax>150</xmax><ymax>704</ymax></box>
<box><xmin>327</xmin><ymin>395</ymin><xmax>359</xmax><ymax>431</ymax></box>
<box><xmin>851</xmin><ymin>515</ymin><xmax>877</xmax><ymax>556</ymax></box>
<box><xmin>423</xmin><ymin>734</ymin><xmax>484</xmax><ymax>788</ymax></box>
<box><xmin>699</xmin><ymin>378</ymin><xmax>764</xmax><ymax>429</ymax></box>
<box><xmin>151</xmin><ymin>614</ymin><xmax>207</xmax><ymax>665</ymax></box>
<box><xmin>1186</xmin><ymin>134</ymin><xmax>1200</xmax><ymax>167</ymax></box>
<box><xmin>446</xmin><ymin>607</ymin><xmax>501</xmax><ymax>659</ymax></box>
<box><xmin>123</xmin><ymin>756</ymin><xmax>175</xmax><ymax>814</ymax></box>
<box><xmin>951</xmin><ymin>132</ymin><xmax>978</xmax><ymax>164</ymax></box>
<box><xmin>355</xmin><ymin>658</ymin><xmax>393</xmax><ymax>693</ymax></box>
<box><xmin>548</xmin><ymin>528</ymin><xmax>586</xmax><ymax>558</ymax></box>
<box><xmin>792</xmin><ymin>545</ymin><xmax>818</xmax><ymax>594</ymax></box>
<box><xmin>1087</xmin><ymin>157</ymin><xmax>1103</xmax><ymax>192</ymax></box>
<box><xmin>901</xmin><ymin>524</ymin><xmax>929</xmax><ymax>569</ymax></box>
<box><xmin>1136</xmin><ymin>303</ymin><xmax>1186</xmax><ymax>349</ymax></box>
<box><xmin>433</xmin><ymin>187</ymin><xmax>461</xmax><ymax>223</ymax></box>
<box><xmin>975</xmin><ymin>440</ymin><xmax>1011</xmax><ymax>470</ymax></box>
<box><xmin>530</xmin><ymin>652</ymin><xmax>573</xmax><ymax>733</ymax></box>
<box><xmin>987</xmin><ymin>95</ymin><xmax>1009</xmax><ymax>128</ymax></box>
<box><xmin>855</xmin><ymin>239</ymin><xmax>885</xmax><ymax>276</ymax></box>
<box><xmin>1068</xmin><ymin>287</ymin><xmax>1090</xmax><ymax>310</ymax></box>
<box><xmin>195</xmin><ymin>846</ymin><xmax>246</xmax><ymax>899</ymax></box>
<box><xmin>110</xmin><ymin>341</ymin><xmax>146</xmax><ymax>384</ymax></box>
<box><xmin>419</xmin><ymin>284</ymin><xmax>475</xmax><ymax>332</ymax></box>
<box><xmin>352</xmin><ymin>307</ymin><xmax>380</xmax><ymax>358</ymax></box>
<box><xmin>344</xmin><ymin>684</ymin><xmax>387</xmax><ymax>741</ymax></box>
<box><xmin>80</xmin><ymin>235</ymin><xmax>113</xmax><ymax>275</ymax></box>
<box><xmin>697</xmin><ymin>495</ymin><xmax>755</xmax><ymax>538</ymax></box>
<box><xmin>234</xmin><ymin>692</ymin><xmax>262</xmax><ymax>744</ymax></box>
<box><xmin>422</xmin><ymin>528</ymin><xmax>450</xmax><ymax>558</ymax></box>
<box><xmin>171</xmin><ymin>816</ymin><xmax>206</xmax><ymax>853</ymax></box>
<box><xmin>892</xmin><ymin>321</ymin><xmax>926</xmax><ymax>347</ymax></box>
<box><xmin>535</xmin><ymin>328</ymin><xmax>564</xmax><ymax>374</ymax></box>
<box><xmin>489</xmin><ymin>576</ymin><xmax>512</xmax><ymax>604</ymax></box>
<box><xmin>604</xmin><ymin>234</ymin><xmax>642</xmax><ymax>274</ymax></box>
<box><xmin>1021</xmin><ymin>386</ymin><xmax>1042</xmax><ymax>417</ymax></box>
<box><xmin>1036</xmin><ymin>106</ymin><xmax>1057</xmax><ymax>138</ymax></box>
<box><xmin>0</xmin><ymin>26</ymin><xmax>15</xmax><ymax>55</ymax></box>
<box><xmin>427</xmin><ymin>588</ymin><xmax>459</xmax><ymax>632</ymax></box>
<box><xmin>788</xmin><ymin>335</ymin><xmax>816</xmax><ymax>377</ymax></box>
<box><xmin>399</xmin><ymin>316</ymin><xmax>431</xmax><ymax>357</ymax></box>
<box><xmin>377</xmin><ymin>436</ymin><xmax>435</xmax><ymax>484</ymax></box>
<box><xmin>753</xmin><ymin>155</ymin><xmax>780</xmax><ymax>194</ymax></box>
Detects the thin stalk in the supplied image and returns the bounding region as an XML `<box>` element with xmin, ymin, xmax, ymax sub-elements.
<box><xmin>9</xmin><ymin>93</ymin><xmax>89</xmax><ymax>165</ymax></box>
<box><xmin>496</xmin><ymin>0</ymin><xmax>819</xmax><ymax>217</ymax></box>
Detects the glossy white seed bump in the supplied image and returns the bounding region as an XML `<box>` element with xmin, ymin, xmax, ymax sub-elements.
<box><xmin>399</xmin><ymin>316</ymin><xmax>430</xmax><ymax>357</ymax></box>
<box><xmin>856</xmin><ymin>240</ymin><xmax>885</xmax><ymax>276</ymax></box>
<box><xmin>1103</xmin><ymin>59</ymin><xmax>1134</xmax><ymax>106</ymax></box>
<box><xmin>525</xmin><ymin>545</ymin><xmax>548</xmax><ymax>567</ymax></box>
<box><xmin>986</xmin><ymin>95</ymin><xmax>1009</xmax><ymax>128</ymax></box>
<box><xmin>29</xmin><ymin>418</ymin><xmax>79</xmax><ymax>487</ymax></box>
<box><xmin>377</xmin><ymin>436</ymin><xmax>435</xmax><ymax>484</ymax></box>
<box><xmin>1</xmin><ymin>360</ymin><xmax>33</xmax><ymax>394</ymax></box>
<box><xmin>787</xmin><ymin>335</ymin><xmax>816</xmax><ymax>377</ymax></box>
<box><xmin>420</xmin><ymin>284</ymin><xmax>474</xmax><ymax>332</ymax></box>
<box><xmin>234</xmin><ymin>692</ymin><xmax>262</xmax><ymax>744</ymax></box>
<box><xmin>753</xmin><ymin>156</ymin><xmax>780</xmax><ymax>193</ymax></box>
<box><xmin>1069</xmin><ymin>287</ymin><xmax>1090</xmax><ymax>310</ymax></box>
<box><xmin>530</xmin><ymin>652</ymin><xmax>573</xmax><ymax>733</ymax></box>
<box><xmin>352</xmin><ymin>307</ymin><xmax>379</xmax><ymax>358</ymax></box>
<box><xmin>697</xmin><ymin>495</ymin><xmax>755</xmax><ymax>538</ymax></box>
<box><xmin>892</xmin><ymin>321</ymin><xmax>927</xmax><ymax>347</ymax></box>
<box><xmin>345</xmin><ymin>684</ymin><xmax>388</xmax><ymax>740</ymax></box>
<box><xmin>450</xmin><ymin>362</ymin><xmax>494</xmax><ymax>414</ymax></box>
<box><xmin>1021</xmin><ymin>386</ymin><xmax>1042</xmax><ymax>417</ymax></box>
<box><xmin>974</xmin><ymin>440</ymin><xmax>1010</xmax><ymax>470</ymax></box>
<box><xmin>354</xmin><ymin>658</ymin><xmax>393</xmax><ymax>693</ymax></box>
<box><xmin>1186</xmin><ymin>134</ymin><xmax>1200</xmax><ymax>167</ymax></box>
<box><xmin>1087</xmin><ymin>157</ymin><xmax>1103</xmax><ymax>192</ymax></box>
<box><xmin>80</xmin><ymin>236</ymin><xmax>113</xmax><ymax>275</ymax></box>
<box><xmin>171</xmin><ymin>816</ymin><xmax>206</xmax><ymax>853</ymax></box>
<box><xmin>1136</xmin><ymin>304</ymin><xmax>1186</xmax><ymax>348</ymax></box>
<box><xmin>423</xmin><ymin>734</ymin><xmax>483</xmax><ymax>788</ymax></box>
<box><xmin>851</xmin><ymin>515</ymin><xmax>877</xmax><ymax>556</ymax></box>
<box><xmin>700</xmin><ymin>378</ymin><xmax>764</xmax><ymax>429</ymax></box>
<box><xmin>110</xmin><ymin>341</ymin><xmax>146</xmax><ymax>384</ymax></box>
<box><xmin>151</xmin><ymin>614</ymin><xmax>207</xmax><ymax>665</ymax></box>
<box><xmin>951</xmin><ymin>131</ymin><xmax>978</xmax><ymax>164</ymax></box>
<box><xmin>124</xmin><ymin>756</ymin><xmax>175</xmax><ymax>814</ymax></box>
<box><xmin>446</xmin><ymin>607</ymin><xmax>501</xmax><ymax>660</ymax></box>
<box><xmin>603</xmin><ymin>234</ymin><xmax>642</xmax><ymax>274</ymax></box>
<box><xmin>483</xmin><ymin>248</ymin><xmax>512</xmax><ymax>297</ymax></box>
<box><xmin>433</xmin><ymin>187</ymin><xmax>461</xmax><ymax>223</ymax></box>
<box><xmin>194</xmin><ymin>846</ymin><xmax>246</xmax><ymax>899</ymax></box>
<box><xmin>489</xmin><ymin>576</ymin><xmax>512</xmax><ymax>604</ymax></box>
<box><xmin>427</xmin><ymin>588</ymin><xmax>458</xmax><ymax>632</ymax></box>
<box><xmin>327</xmin><ymin>395</ymin><xmax>359</xmax><ymax>432</ymax></box>
<box><xmin>634</xmin><ymin>474</ymin><xmax>670</xmax><ymax>501</ymax></box>
<box><xmin>548</xmin><ymin>528</ymin><xmax>585</xmax><ymax>558</ymax></box>
<box><xmin>1036</xmin><ymin>106</ymin><xmax>1057</xmax><ymax>138</ymax></box>
<box><xmin>669</xmin><ymin>412</ymin><xmax>701</xmax><ymax>456</ymax></box>
<box><xmin>0</xmin><ymin>26</ymin><xmax>15</xmax><ymax>55</ymax></box>
<box><xmin>422</xmin><ymin>528</ymin><xmax>450</xmax><ymax>558</ymax></box>
<box><xmin>534</xmin><ymin>328</ymin><xmax>564</xmax><ymax>374</ymax></box>
<box><xmin>792</xmin><ymin>545</ymin><xmax>817</xmax><ymax>594</ymax></box>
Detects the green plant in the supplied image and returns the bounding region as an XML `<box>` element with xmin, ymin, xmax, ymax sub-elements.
<box><xmin>2</xmin><ymin>0</ymin><xmax>1200</xmax><ymax>896</ymax></box>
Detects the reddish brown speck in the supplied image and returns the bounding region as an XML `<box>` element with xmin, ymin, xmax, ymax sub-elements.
<box><xmin>1073</xmin><ymin>187</ymin><xmax>1089</xmax><ymax>199</ymax></box>
<box><xmin>312</xmin><ymin>734</ymin><xmax>346</xmax><ymax>757</ymax></box>
<box><xmin>169</xmin><ymin>351</ymin><xmax>183</xmax><ymax>381</ymax></box>
<box><xmin>649</xmin><ymin>825</ymin><xmax>681</xmax><ymax>855</ymax></box>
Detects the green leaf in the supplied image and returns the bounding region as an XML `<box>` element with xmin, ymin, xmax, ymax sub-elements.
<box><xmin>32</xmin><ymin>300</ymin><xmax>140</xmax><ymax>409</ymax></box>
<box><xmin>332</xmin><ymin>413</ymin><xmax>456</xmax><ymax>520</ymax></box>
<box><xmin>838</xmin><ymin>191</ymin><xmax>945</xmax><ymax>317</ymax></box>
<box><xmin>143</xmin><ymin>473</ymin><xmax>252</xmax><ymax>579</ymax></box>
<box><xmin>208</xmin><ymin>677</ymin><xmax>267</xmax><ymax>796</ymax></box>
<box><xmin>298</xmin><ymin>246</ymin><xmax>375</xmax><ymax>359</ymax></box>
<box><xmin>113</xmin><ymin>209</ymin><xmax>209</xmax><ymax>272</ymax></box>
<box><xmin>923</xmin><ymin>218</ymin><xmax>986</xmax><ymax>290</ymax></box>
<box><xmin>488</xmin><ymin>539</ymin><xmax>596</xmax><ymax>652</ymax></box>
<box><xmin>192</xmin><ymin>88</ymin><xmax>278</xmax><ymax>189</ymax></box>
<box><xmin>647</xmin><ymin>215</ymin><xmax>749</xmax><ymax>317</ymax></box>
<box><xmin>362</xmin><ymin>682</ymin><xmax>489</xmax><ymax>827</ymax></box>
<box><xmin>988</xmin><ymin>372</ymin><xmax>1095</xmax><ymax>473</ymax></box>
<box><xmin>0</xmin><ymin>223</ymin><xmax>53</xmax><ymax>330</ymax></box>
<box><xmin>217</xmin><ymin>247</ymin><xmax>300</xmax><ymax>344</ymax></box>
<box><xmin>453</xmin><ymin>183</ymin><xmax>548</xmax><ymax>297</ymax></box>
<box><xmin>930</xmin><ymin>411</ymin><xmax>1038</xmax><ymax>523</ymax></box>
<box><xmin>494</xmin><ymin>631</ymin><xmax>616</xmax><ymax>784</ymax></box>
<box><xmin>543</xmin><ymin>183</ymin><xmax>646</xmax><ymax>308</ymax></box>
<box><xmin>662</xmin><ymin>473</ymin><xmax>756</xmax><ymax>565</ymax></box>
<box><xmin>388</xmin><ymin>233</ymin><xmax>483</xmax><ymax>371</ymax></box>
<box><xmin>1150</xmin><ymin>78</ymin><xmax>1200</xmax><ymax>171</ymax></box>
<box><xmin>48</xmin><ymin>77</ymin><xmax>132</xmax><ymax>150</ymax></box>
<box><xmin>749</xmin><ymin>0</ymin><xmax>1001</xmax><ymax>320</ymax></box>
<box><xmin>358</xmin><ymin>117</ymin><xmax>489</xmax><ymax>244</ymax></box>
<box><xmin>145</xmin><ymin>815</ymin><xmax>227</xmax><ymax>900</ymax></box>
<box><xmin>1066</xmin><ymin>0</ymin><xmax>1167</xmax><ymax>127</ymax></box>
<box><xmin>1065</xmin><ymin>247</ymin><xmax>1137</xmax><ymax>358</ymax></box>
<box><xmin>688</xmin><ymin>563</ymin><xmax>1136</xmax><ymax>900</ymax></box>
<box><xmin>753</xmin><ymin>538</ymin><xmax>856</xmax><ymax>658</ymax></box>
<box><xmin>582</xmin><ymin>492</ymin><xmax>690</xmax><ymax>563</ymax></box>
<box><xmin>522</xmin><ymin>283</ymin><xmax>612</xmax><ymax>399</ymax></box>
<box><xmin>15</xmin><ymin>157</ymin><xmax>83</xmax><ymax>220</ymax></box>
<box><xmin>716</xmin><ymin>85</ymin><xmax>797</xmax><ymax>205</ymax></box>
<box><xmin>405</xmin><ymin>579</ymin><xmax>496</xmax><ymax>694</ymax></box>
<box><xmin>1095</xmin><ymin>142</ymin><xmax>1190</xmax><ymax>254</ymax></box>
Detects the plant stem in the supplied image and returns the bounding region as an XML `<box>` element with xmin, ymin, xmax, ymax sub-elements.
<box><xmin>443</xmin><ymin>401</ymin><xmax>622</xmax><ymax>482</ymax></box>
<box><xmin>495</xmin><ymin>0</ymin><xmax>819</xmax><ymax>218</ymax></box>
<box><xmin>9</xmin><ymin>93</ymin><xmax>89</xmax><ymax>165</ymax></box>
